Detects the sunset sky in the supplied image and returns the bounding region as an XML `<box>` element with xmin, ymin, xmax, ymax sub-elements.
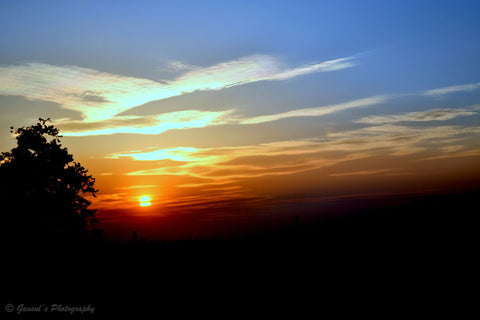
<box><xmin>1</xmin><ymin>0</ymin><xmax>480</xmax><ymax>240</ymax></box>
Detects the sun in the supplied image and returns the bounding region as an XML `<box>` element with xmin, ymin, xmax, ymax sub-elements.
<box><xmin>139</xmin><ymin>195</ymin><xmax>151</xmax><ymax>207</ymax></box>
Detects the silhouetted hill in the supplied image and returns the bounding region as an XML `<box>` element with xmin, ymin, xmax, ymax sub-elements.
<box><xmin>3</xmin><ymin>189</ymin><xmax>476</xmax><ymax>318</ymax></box>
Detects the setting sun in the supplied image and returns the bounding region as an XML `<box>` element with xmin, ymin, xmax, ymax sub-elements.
<box><xmin>139</xmin><ymin>196</ymin><xmax>151</xmax><ymax>207</ymax></box>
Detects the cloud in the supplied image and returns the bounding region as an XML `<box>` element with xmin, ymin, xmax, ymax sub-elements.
<box><xmin>0</xmin><ymin>55</ymin><xmax>356</xmax><ymax>127</ymax></box>
<box><xmin>114</xmin><ymin>139</ymin><xmax>358</xmax><ymax>178</ymax></box>
<box><xmin>329</xmin><ymin>124</ymin><xmax>480</xmax><ymax>156</ymax></box>
<box><xmin>424</xmin><ymin>82</ymin><xmax>480</xmax><ymax>96</ymax></box>
<box><xmin>173</xmin><ymin>56</ymin><xmax>355</xmax><ymax>91</ymax></box>
<box><xmin>113</xmin><ymin>123</ymin><xmax>480</xmax><ymax>181</ymax></box>
<box><xmin>418</xmin><ymin>149</ymin><xmax>480</xmax><ymax>161</ymax></box>
<box><xmin>158</xmin><ymin>61</ymin><xmax>198</xmax><ymax>73</ymax></box>
<box><xmin>265</xmin><ymin>57</ymin><xmax>356</xmax><ymax>80</ymax></box>
<box><xmin>58</xmin><ymin>94</ymin><xmax>386</xmax><ymax>136</ymax></box>
<box><xmin>241</xmin><ymin>96</ymin><xmax>388</xmax><ymax>124</ymax></box>
<box><xmin>116</xmin><ymin>184</ymin><xmax>161</xmax><ymax>190</ymax></box>
<box><xmin>171</xmin><ymin>55</ymin><xmax>281</xmax><ymax>91</ymax></box>
<box><xmin>237</xmin><ymin>82</ymin><xmax>479</xmax><ymax>127</ymax></box>
<box><xmin>58</xmin><ymin>109</ymin><xmax>234</xmax><ymax>136</ymax></box>
<box><xmin>328</xmin><ymin>169</ymin><xmax>399</xmax><ymax>177</ymax></box>
<box><xmin>113</xmin><ymin>147</ymin><xmax>198</xmax><ymax>162</ymax></box>
<box><xmin>356</xmin><ymin>105</ymin><xmax>480</xmax><ymax>125</ymax></box>
<box><xmin>0</xmin><ymin>63</ymin><xmax>166</xmax><ymax>122</ymax></box>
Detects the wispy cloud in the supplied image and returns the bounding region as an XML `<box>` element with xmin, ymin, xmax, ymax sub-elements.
<box><xmin>58</xmin><ymin>94</ymin><xmax>386</xmax><ymax>136</ymax></box>
<box><xmin>58</xmin><ymin>109</ymin><xmax>234</xmax><ymax>136</ymax></box>
<box><xmin>115</xmin><ymin>139</ymin><xmax>361</xmax><ymax>179</ymax></box>
<box><xmin>157</xmin><ymin>60</ymin><xmax>198</xmax><ymax>73</ymax></box>
<box><xmin>112</xmin><ymin>147</ymin><xmax>198</xmax><ymax>162</ymax></box>
<box><xmin>418</xmin><ymin>149</ymin><xmax>480</xmax><ymax>161</ymax></box>
<box><xmin>0</xmin><ymin>62</ymin><xmax>166</xmax><ymax>122</ymax></box>
<box><xmin>424</xmin><ymin>82</ymin><xmax>480</xmax><ymax>96</ymax></box>
<box><xmin>0</xmin><ymin>55</ymin><xmax>356</xmax><ymax>127</ymax></box>
<box><xmin>172</xmin><ymin>56</ymin><xmax>355</xmax><ymax>91</ymax></box>
<box><xmin>265</xmin><ymin>57</ymin><xmax>355</xmax><ymax>80</ymax></box>
<box><xmin>241</xmin><ymin>96</ymin><xmax>388</xmax><ymax>124</ymax></box>
<box><xmin>356</xmin><ymin>105</ymin><xmax>480</xmax><ymax>125</ymax></box>
<box><xmin>328</xmin><ymin>169</ymin><xmax>399</xmax><ymax>177</ymax></box>
<box><xmin>116</xmin><ymin>184</ymin><xmax>161</xmax><ymax>190</ymax></box>
<box><xmin>239</xmin><ymin>83</ymin><xmax>480</xmax><ymax>127</ymax></box>
<box><xmin>111</xmin><ymin>123</ymin><xmax>480</xmax><ymax>185</ymax></box>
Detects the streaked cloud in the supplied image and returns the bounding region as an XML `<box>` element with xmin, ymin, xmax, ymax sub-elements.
<box><xmin>116</xmin><ymin>184</ymin><xmax>161</xmax><ymax>190</ymax></box>
<box><xmin>158</xmin><ymin>61</ymin><xmax>198</xmax><ymax>73</ymax></box>
<box><xmin>424</xmin><ymin>82</ymin><xmax>480</xmax><ymax>96</ymax></box>
<box><xmin>113</xmin><ymin>147</ymin><xmax>198</xmax><ymax>162</ymax></box>
<box><xmin>58</xmin><ymin>109</ymin><xmax>233</xmax><ymax>136</ymax></box>
<box><xmin>265</xmin><ymin>57</ymin><xmax>355</xmax><ymax>80</ymax></box>
<box><xmin>115</xmin><ymin>139</ymin><xmax>362</xmax><ymax>179</ymax></box>
<box><xmin>0</xmin><ymin>55</ymin><xmax>356</xmax><ymax>127</ymax></box>
<box><xmin>172</xmin><ymin>56</ymin><xmax>355</xmax><ymax>91</ymax></box>
<box><xmin>92</xmin><ymin>120</ymin><xmax>480</xmax><ymax>210</ymax></box>
<box><xmin>58</xmin><ymin>94</ymin><xmax>386</xmax><ymax>136</ymax></box>
<box><xmin>112</xmin><ymin>123</ymin><xmax>480</xmax><ymax>186</ymax></box>
<box><xmin>0</xmin><ymin>62</ymin><xmax>165</xmax><ymax>122</ymax></box>
<box><xmin>356</xmin><ymin>105</ymin><xmax>480</xmax><ymax>125</ymax></box>
<box><xmin>241</xmin><ymin>96</ymin><xmax>388</xmax><ymax>124</ymax></box>
<box><xmin>418</xmin><ymin>149</ymin><xmax>480</xmax><ymax>161</ymax></box>
<box><xmin>328</xmin><ymin>169</ymin><xmax>399</xmax><ymax>177</ymax></box>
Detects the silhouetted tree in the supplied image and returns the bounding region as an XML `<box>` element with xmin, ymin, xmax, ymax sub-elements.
<box><xmin>0</xmin><ymin>118</ymin><xmax>98</xmax><ymax>245</ymax></box>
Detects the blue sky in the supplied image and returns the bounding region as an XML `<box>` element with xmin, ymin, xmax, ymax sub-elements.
<box><xmin>2</xmin><ymin>1</ymin><xmax>479</xmax><ymax>123</ymax></box>
<box><xmin>2</xmin><ymin>0</ymin><xmax>479</xmax><ymax>82</ymax></box>
<box><xmin>1</xmin><ymin>0</ymin><xmax>480</xmax><ymax>223</ymax></box>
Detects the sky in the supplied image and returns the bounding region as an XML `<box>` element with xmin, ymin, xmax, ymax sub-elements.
<box><xmin>1</xmin><ymin>0</ymin><xmax>480</xmax><ymax>240</ymax></box>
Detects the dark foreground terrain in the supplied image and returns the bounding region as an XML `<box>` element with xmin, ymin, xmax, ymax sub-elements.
<box><xmin>3</xmin><ymin>190</ymin><xmax>477</xmax><ymax>317</ymax></box>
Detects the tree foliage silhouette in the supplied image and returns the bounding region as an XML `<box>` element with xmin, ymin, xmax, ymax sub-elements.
<box><xmin>0</xmin><ymin>118</ymin><xmax>98</xmax><ymax>244</ymax></box>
